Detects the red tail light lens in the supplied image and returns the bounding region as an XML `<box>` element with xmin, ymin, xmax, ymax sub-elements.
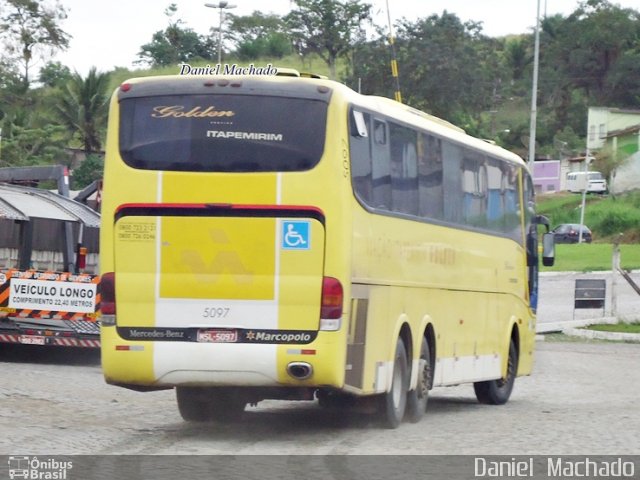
<box><xmin>77</xmin><ymin>247</ymin><xmax>87</xmax><ymax>270</ymax></box>
<box><xmin>101</xmin><ymin>272</ymin><xmax>116</xmax><ymax>315</ymax></box>
<box><xmin>321</xmin><ymin>277</ymin><xmax>343</xmax><ymax>319</ymax></box>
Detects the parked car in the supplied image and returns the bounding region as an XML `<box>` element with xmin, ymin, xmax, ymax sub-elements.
<box><xmin>552</xmin><ymin>223</ymin><xmax>592</xmax><ymax>243</ymax></box>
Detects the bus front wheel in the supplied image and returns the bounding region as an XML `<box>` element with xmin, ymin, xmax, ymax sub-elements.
<box><xmin>473</xmin><ymin>338</ymin><xmax>518</xmax><ymax>405</ymax></box>
<box><xmin>380</xmin><ymin>338</ymin><xmax>409</xmax><ymax>429</ymax></box>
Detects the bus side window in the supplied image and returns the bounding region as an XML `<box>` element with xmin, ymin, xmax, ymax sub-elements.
<box><xmin>389</xmin><ymin>122</ymin><xmax>418</xmax><ymax>216</ymax></box>
<box><xmin>371</xmin><ymin>119</ymin><xmax>391</xmax><ymax>210</ymax></box>
<box><xmin>486</xmin><ymin>161</ymin><xmax>503</xmax><ymax>225</ymax></box>
<box><xmin>442</xmin><ymin>141</ymin><xmax>464</xmax><ymax>223</ymax></box>
<box><xmin>501</xmin><ymin>165</ymin><xmax>521</xmax><ymax>241</ymax></box>
<box><xmin>418</xmin><ymin>133</ymin><xmax>444</xmax><ymax>220</ymax></box>
<box><xmin>461</xmin><ymin>150</ymin><xmax>488</xmax><ymax>227</ymax></box>
<box><xmin>349</xmin><ymin>110</ymin><xmax>372</xmax><ymax>203</ymax></box>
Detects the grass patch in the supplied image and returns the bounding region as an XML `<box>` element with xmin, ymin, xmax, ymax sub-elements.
<box><xmin>585</xmin><ymin>322</ymin><xmax>640</xmax><ymax>334</ymax></box>
<box><xmin>537</xmin><ymin>191</ymin><xmax>640</xmax><ymax>242</ymax></box>
<box><xmin>546</xmin><ymin>243</ymin><xmax>640</xmax><ymax>272</ymax></box>
<box><xmin>537</xmin><ymin>191</ymin><xmax>640</xmax><ymax>271</ymax></box>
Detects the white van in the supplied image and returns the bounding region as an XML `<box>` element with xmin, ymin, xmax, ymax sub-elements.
<box><xmin>566</xmin><ymin>171</ymin><xmax>608</xmax><ymax>193</ymax></box>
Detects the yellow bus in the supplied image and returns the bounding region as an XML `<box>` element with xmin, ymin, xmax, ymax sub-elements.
<box><xmin>100</xmin><ymin>71</ymin><xmax>554</xmax><ymax>428</ymax></box>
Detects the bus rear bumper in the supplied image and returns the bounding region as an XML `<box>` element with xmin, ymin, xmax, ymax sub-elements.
<box><xmin>101</xmin><ymin>326</ymin><xmax>345</xmax><ymax>390</ymax></box>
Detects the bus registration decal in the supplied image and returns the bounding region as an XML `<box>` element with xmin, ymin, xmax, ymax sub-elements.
<box><xmin>197</xmin><ymin>329</ymin><xmax>238</xmax><ymax>343</ymax></box>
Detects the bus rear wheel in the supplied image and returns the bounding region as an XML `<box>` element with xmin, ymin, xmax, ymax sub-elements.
<box><xmin>406</xmin><ymin>336</ymin><xmax>431</xmax><ymax>423</ymax></box>
<box><xmin>176</xmin><ymin>387</ymin><xmax>246</xmax><ymax>422</ymax></box>
<box><xmin>474</xmin><ymin>338</ymin><xmax>518</xmax><ymax>405</ymax></box>
<box><xmin>380</xmin><ymin>338</ymin><xmax>409</xmax><ymax>429</ymax></box>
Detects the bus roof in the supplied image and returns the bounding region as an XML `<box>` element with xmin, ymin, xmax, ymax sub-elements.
<box><xmin>117</xmin><ymin>73</ymin><xmax>527</xmax><ymax>171</ymax></box>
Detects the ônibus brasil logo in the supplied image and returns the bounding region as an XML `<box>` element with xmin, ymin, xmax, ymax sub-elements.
<box><xmin>8</xmin><ymin>457</ymin><xmax>73</xmax><ymax>480</ymax></box>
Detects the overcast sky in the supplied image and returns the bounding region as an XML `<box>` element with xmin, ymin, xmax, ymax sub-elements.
<box><xmin>52</xmin><ymin>0</ymin><xmax>640</xmax><ymax>75</ymax></box>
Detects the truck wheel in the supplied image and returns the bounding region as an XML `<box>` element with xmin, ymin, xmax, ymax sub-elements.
<box><xmin>474</xmin><ymin>338</ymin><xmax>518</xmax><ymax>405</ymax></box>
<box><xmin>380</xmin><ymin>338</ymin><xmax>409</xmax><ymax>429</ymax></box>
<box><xmin>406</xmin><ymin>336</ymin><xmax>431</xmax><ymax>423</ymax></box>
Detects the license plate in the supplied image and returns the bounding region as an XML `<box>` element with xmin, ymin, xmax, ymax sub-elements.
<box><xmin>19</xmin><ymin>335</ymin><xmax>46</xmax><ymax>345</ymax></box>
<box><xmin>197</xmin><ymin>329</ymin><xmax>238</xmax><ymax>343</ymax></box>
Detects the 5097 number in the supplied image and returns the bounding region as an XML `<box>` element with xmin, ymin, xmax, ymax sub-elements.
<box><xmin>202</xmin><ymin>307</ymin><xmax>230</xmax><ymax>318</ymax></box>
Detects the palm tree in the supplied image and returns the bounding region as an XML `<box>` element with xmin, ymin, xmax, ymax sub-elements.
<box><xmin>55</xmin><ymin>67</ymin><xmax>110</xmax><ymax>153</ymax></box>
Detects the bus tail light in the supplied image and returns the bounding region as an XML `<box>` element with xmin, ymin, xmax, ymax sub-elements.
<box><xmin>320</xmin><ymin>276</ymin><xmax>343</xmax><ymax>331</ymax></box>
<box><xmin>101</xmin><ymin>272</ymin><xmax>116</xmax><ymax>317</ymax></box>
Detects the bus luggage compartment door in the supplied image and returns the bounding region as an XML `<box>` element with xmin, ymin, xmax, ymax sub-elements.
<box><xmin>113</xmin><ymin>208</ymin><xmax>326</xmax><ymax>335</ymax></box>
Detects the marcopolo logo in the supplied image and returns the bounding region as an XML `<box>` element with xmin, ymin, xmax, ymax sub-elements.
<box><xmin>8</xmin><ymin>456</ymin><xmax>73</xmax><ymax>480</ymax></box>
<box><xmin>244</xmin><ymin>329</ymin><xmax>315</xmax><ymax>344</ymax></box>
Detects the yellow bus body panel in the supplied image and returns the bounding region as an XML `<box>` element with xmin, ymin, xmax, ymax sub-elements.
<box><xmin>100</xmin><ymin>75</ymin><xmax>535</xmax><ymax>396</ymax></box>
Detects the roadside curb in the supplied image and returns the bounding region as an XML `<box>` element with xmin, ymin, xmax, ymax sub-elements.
<box><xmin>563</xmin><ymin>327</ymin><xmax>640</xmax><ymax>343</ymax></box>
<box><xmin>536</xmin><ymin>316</ymin><xmax>617</xmax><ymax>333</ymax></box>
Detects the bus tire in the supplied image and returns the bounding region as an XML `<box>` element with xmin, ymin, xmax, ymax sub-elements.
<box><xmin>406</xmin><ymin>336</ymin><xmax>431</xmax><ymax>423</ymax></box>
<box><xmin>380</xmin><ymin>338</ymin><xmax>409</xmax><ymax>429</ymax></box>
<box><xmin>473</xmin><ymin>338</ymin><xmax>518</xmax><ymax>405</ymax></box>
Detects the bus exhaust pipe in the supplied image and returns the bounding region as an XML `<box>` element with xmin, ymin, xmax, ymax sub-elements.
<box><xmin>287</xmin><ymin>362</ymin><xmax>313</xmax><ymax>380</ymax></box>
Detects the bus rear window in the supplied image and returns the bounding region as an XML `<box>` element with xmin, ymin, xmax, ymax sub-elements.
<box><xmin>119</xmin><ymin>94</ymin><xmax>328</xmax><ymax>172</ymax></box>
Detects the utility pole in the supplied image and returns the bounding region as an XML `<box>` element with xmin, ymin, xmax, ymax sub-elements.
<box><xmin>385</xmin><ymin>0</ymin><xmax>402</xmax><ymax>103</ymax></box>
<box><xmin>578</xmin><ymin>149</ymin><xmax>589</xmax><ymax>243</ymax></box>
<box><xmin>205</xmin><ymin>2</ymin><xmax>237</xmax><ymax>65</ymax></box>
<box><xmin>528</xmin><ymin>0</ymin><xmax>541</xmax><ymax>173</ymax></box>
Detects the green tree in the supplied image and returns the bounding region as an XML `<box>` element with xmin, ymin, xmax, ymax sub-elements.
<box><xmin>71</xmin><ymin>153</ymin><xmax>103</xmax><ymax>189</ymax></box>
<box><xmin>38</xmin><ymin>60</ymin><xmax>71</xmax><ymax>88</ymax></box>
<box><xmin>137</xmin><ymin>3</ymin><xmax>213</xmax><ymax>67</ymax></box>
<box><xmin>503</xmin><ymin>37</ymin><xmax>530</xmax><ymax>81</ymax></box>
<box><xmin>349</xmin><ymin>12</ymin><xmax>503</xmax><ymax>127</ymax></box>
<box><xmin>286</xmin><ymin>0</ymin><xmax>372</xmax><ymax>79</ymax></box>
<box><xmin>0</xmin><ymin>0</ymin><xmax>70</xmax><ymax>89</ymax></box>
<box><xmin>0</xmin><ymin>113</ymin><xmax>68</xmax><ymax>167</ymax></box>
<box><xmin>54</xmin><ymin>67</ymin><xmax>110</xmax><ymax>153</ymax></box>
<box><xmin>0</xmin><ymin>59</ymin><xmax>23</xmax><ymax>116</ymax></box>
<box><xmin>541</xmin><ymin>1</ymin><xmax>640</xmax><ymax>108</ymax></box>
<box><xmin>228</xmin><ymin>11</ymin><xmax>292</xmax><ymax>59</ymax></box>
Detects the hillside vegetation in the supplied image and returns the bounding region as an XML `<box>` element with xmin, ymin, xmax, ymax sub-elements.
<box><xmin>537</xmin><ymin>191</ymin><xmax>640</xmax><ymax>243</ymax></box>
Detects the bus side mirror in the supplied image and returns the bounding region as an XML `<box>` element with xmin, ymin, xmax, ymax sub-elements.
<box><xmin>542</xmin><ymin>233</ymin><xmax>555</xmax><ymax>267</ymax></box>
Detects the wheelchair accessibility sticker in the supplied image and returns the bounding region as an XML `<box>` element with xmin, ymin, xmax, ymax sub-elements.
<box><xmin>282</xmin><ymin>221</ymin><xmax>310</xmax><ymax>250</ymax></box>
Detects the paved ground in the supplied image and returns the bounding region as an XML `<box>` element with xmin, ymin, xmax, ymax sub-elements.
<box><xmin>0</xmin><ymin>271</ymin><xmax>638</xmax><ymax>463</ymax></box>
<box><xmin>0</xmin><ymin>340</ymin><xmax>638</xmax><ymax>456</ymax></box>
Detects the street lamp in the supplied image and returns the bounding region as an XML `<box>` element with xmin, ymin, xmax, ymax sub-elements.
<box><xmin>204</xmin><ymin>1</ymin><xmax>237</xmax><ymax>65</ymax></box>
